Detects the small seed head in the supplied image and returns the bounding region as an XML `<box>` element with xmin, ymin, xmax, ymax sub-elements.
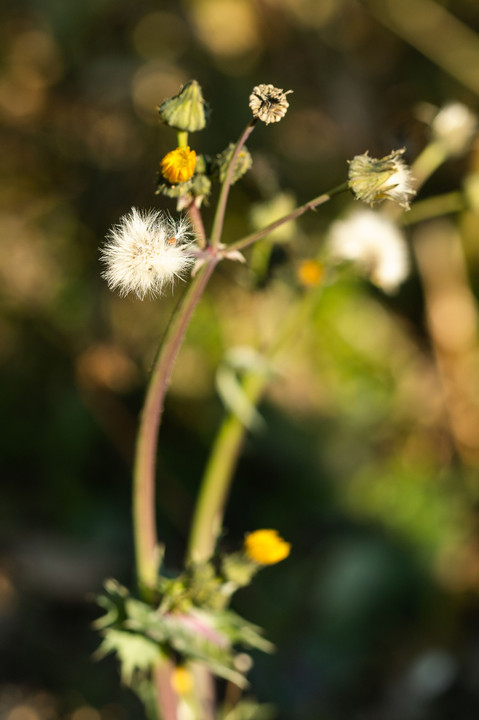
<box><xmin>249</xmin><ymin>84</ymin><xmax>293</xmax><ymax>125</ymax></box>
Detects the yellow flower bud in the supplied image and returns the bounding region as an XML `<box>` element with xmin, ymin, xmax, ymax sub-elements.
<box><xmin>160</xmin><ymin>147</ymin><xmax>197</xmax><ymax>185</ymax></box>
<box><xmin>171</xmin><ymin>665</ymin><xmax>193</xmax><ymax>696</ymax></box>
<box><xmin>297</xmin><ymin>259</ymin><xmax>323</xmax><ymax>287</ymax></box>
<box><xmin>244</xmin><ymin>529</ymin><xmax>291</xmax><ymax>565</ymax></box>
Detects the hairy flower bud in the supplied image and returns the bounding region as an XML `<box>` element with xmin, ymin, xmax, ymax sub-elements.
<box><xmin>158</xmin><ymin>80</ymin><xmax>211</xmax><ymax>133</ymax></box>
<box><xmin>215</xmin><ymin>143</ymin><xmax>253</xmax><ymax>184</ymax></box>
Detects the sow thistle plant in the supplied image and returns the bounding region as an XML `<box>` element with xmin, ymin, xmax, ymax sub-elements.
<box><xmin>97</xmin><ymin>79</ymin><xmax>419</xmax><ymax>720</ymax></box>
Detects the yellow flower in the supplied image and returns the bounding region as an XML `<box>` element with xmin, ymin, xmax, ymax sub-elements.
<box><xmin>297</xmin><ymin>259</ymin><xmax>323</xmax><ymax>288</ymax></box>
<box><xmin>244</xmin><ymin>529</ymin><xmax>291</xmax><ymax>565</ymax></box>
<box><xmin>171</xmin><ymin>665</ymin><xmax>193</xmax><ymax>696</ymax></box>
<box><xmin>160</xmin><ymin>147</ymin><xmax>197</xmax><ymax>184</ymax></box>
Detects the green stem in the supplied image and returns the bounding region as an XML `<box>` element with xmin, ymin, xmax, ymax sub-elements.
<box><xmin>177</xmin><ymin>130</ymin><xmax>188</xmax><ymax>148</ymax></box>
<box><xmin>210</xmin><ymin>119</ymin><xmax>258</xmax><ymax>249</ymax></box>
<box><xmin>133</xmin><ymin>260</ymin><xmax>217</xmax><ymax>596</ymax></box>
<box><xmin>401</xmin><ymin>190</ymin><xmax>464</xmax><ymax>225</ymax></box>
<box><xmin>186</xmin><ymin>284</ymin><xmax>322</xmax><ymax>564</ymax></box>
<box><xmin>226</xmin><ymin>182</ymin><xmax>349</xmax><ymax>254</ymax></box>
<box><xmin>186</xmin><ymin>371</ymin><xmax>266</xmax><ymax>564</ymax></box>
<box><xmin>411</xmin><ymin>140</ymin><xmax>447</xmax><ymax>189</ymax></box>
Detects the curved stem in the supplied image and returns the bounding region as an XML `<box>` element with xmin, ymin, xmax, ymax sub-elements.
<box><xmin>133</xmin><ymin>260</ymin><xmax>217</xmax><ymax>596</ymax></box>
<box><xmin>226</xmin><ymin>182</ymin><xmax>349</xmax><ymax>254</ymax></box>
<box><xmin>186</xmin><ymin>371</ymin><xmax>266</xmax><ymax>564</ymax></box>
<box><xmin>210</xmin><ymin>119</ymin><xmax>258</xmax><ymax>249</ymax></box>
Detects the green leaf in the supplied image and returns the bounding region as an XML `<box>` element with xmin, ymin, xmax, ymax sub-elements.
<box><xmin>95</xmin><ymin>629</ymin><xmax>163</xmax><ymax>685</ymax></box>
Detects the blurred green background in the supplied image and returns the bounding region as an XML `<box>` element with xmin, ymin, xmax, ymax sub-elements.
<box><xmin>2</xmin><ymin>0</ymin><xmax>479</xmax><ymax>718</ymax></box>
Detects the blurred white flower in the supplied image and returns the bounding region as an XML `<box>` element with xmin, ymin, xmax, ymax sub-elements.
<box><xmin>432</xmin><ymin>102</ymin><xmax>477</xmax><ymax>156</ymax></box>
<box><xmin>101</xmin><ymin>207</ymin><xmax>194</xmax><ymax>299</ymax></box>
<box><xmin>327</xmin><ymin>209</ymin><xmax>410</xmax><ymax>293</ymax></box>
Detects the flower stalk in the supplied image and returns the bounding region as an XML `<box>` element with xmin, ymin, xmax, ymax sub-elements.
<box><xmin>210</xmin><ymin>120</ymin><xmax>258</xmax><ymax>250</ymax></box>
<box><xmin>227</xmin><ymin>182</ymin><xmax>349</xmax><ymax>254</ymax></box>
<box><xmin>133</xmin><ymin>259</ymin><xmax>217</xmax><ymax>596</ymax></box>
<box><xmin>186</xmin><ymin>371</ymin><xmax>266</xmax><ymax>564</ymax></box>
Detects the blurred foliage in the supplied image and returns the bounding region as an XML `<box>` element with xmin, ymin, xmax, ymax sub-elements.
<box><xmin>2</xmin><ymin>0</ymin><xmax>479</xmax><ymax>719</ymax></box>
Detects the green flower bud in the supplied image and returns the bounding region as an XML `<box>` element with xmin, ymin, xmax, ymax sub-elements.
<box><xmin>156</xmin><ymin>174</ymin><xmax>212</xmax><ymax>208</ymax></box>
<box><xmin>215</xmin><ymin>143</ymin><xmax>253</xmax><ymax>184</ymax></box>
<box><xmin>221</xmin><ymin>551</ymin><xmax>258</xmax><ymax>587</ymax></box>
<box><xmin>156</xmin><ymin>177</ymin><xmax>195</xmax><ymax>198</ymax></box>
<box><xmin>158</xmin><ymin>80</ymin><xmax>211</xmax><ymax>133</ymax></box>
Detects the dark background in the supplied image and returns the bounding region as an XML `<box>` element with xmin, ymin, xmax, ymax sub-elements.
<box><xmin>2</xmin><ymin>1</ymin><xmax>479</xmax><ymax>718</ymax></box>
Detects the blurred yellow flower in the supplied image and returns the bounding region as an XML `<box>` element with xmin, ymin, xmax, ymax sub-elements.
<box><xmin>160</xmin><ymin>146</ymin><xmax>196</xmax><ymax>184</ymax></box>
<box><xmin>297</xmin><ymin>259</ymin><xmax>323</xmax><ymax>287</ymax></box>
<box><xmin>171</xmin><ymin>665</ymin><xmax>193</xmax><ymax>695</ymax></box>
<box><xmin>244</xmin><ymin>529</ymin><xmax>291</xmax><ymax>565</ymax></box>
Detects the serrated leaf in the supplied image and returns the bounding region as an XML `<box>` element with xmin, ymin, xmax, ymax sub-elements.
<box><xmin>96</xmin><ymin>629</ymin><xmax>163</xmax><ymax>685</ymax></box>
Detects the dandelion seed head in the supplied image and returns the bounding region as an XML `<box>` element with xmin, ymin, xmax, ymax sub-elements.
<box><xmin>101</xmin><ymin>208</ymin><xmax>195</xmax><ymax>300</ymax></box>
<box><xmin>249</xmin><ymin>84</ymin><xmax>293</xmax><ymax>125</ymax></box>
<box><xmin>327</xmin><ymin>209</ymin><xmax>410</xmax><ymax>293</ymax></box>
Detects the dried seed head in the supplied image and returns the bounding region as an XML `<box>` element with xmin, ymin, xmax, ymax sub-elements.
<box><xmin>249</xmin><ymin>84</ymin><xmax>293</xmax><ymax>125</ymax></box>
<box><xmin>101</xmin><ymin>208</ymin><xmax>195</xmax><ymax>299</ymax></box>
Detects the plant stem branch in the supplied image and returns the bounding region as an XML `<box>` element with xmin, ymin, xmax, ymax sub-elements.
<box><xmin>133</xmin><ymin>260</ymin><xmax>217</xmax><ymax>595</ymax></box>
<box><xmin>187</xmin><ymin>201</ymin><xmax>207</xmax><ymax>249</ymax></box>
<box><xmin>401</xmin><ymin>190</ymin><xmax>464</xmax><ymax>225</ymax></box>
<box><xmin>226</xmin><ymin>182</ymin><xmax>349</xmax><ymax>254</ymax></box>
<box><xmin>210</xmin><ymin>119</ymin><xmax>258</xmax><ymax>249</ymax></box>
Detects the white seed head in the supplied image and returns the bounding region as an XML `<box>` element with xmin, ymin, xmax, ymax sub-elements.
<box><xmin>432</xmin><ymin>102</ymin><xmax>477</xmax><ymax>156</ymax></box>
<box><xmin>101</xmin><ymin>208</ymin><xmax>195</xmax><ymax>299</ymax></box>
<box><xmin>249</xmin><ymin>84</ymin><xmax>293</xmax><ymax>125</ymax></box>
<box><xmin>328</xmin><ymin>209</ymin><xmax>410</xmax><ymax>293</ymax></box>
<box><xmin>348</xmin><ymin>149</ymin><xmax>416</xmax><ymax>210</ymax></box>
